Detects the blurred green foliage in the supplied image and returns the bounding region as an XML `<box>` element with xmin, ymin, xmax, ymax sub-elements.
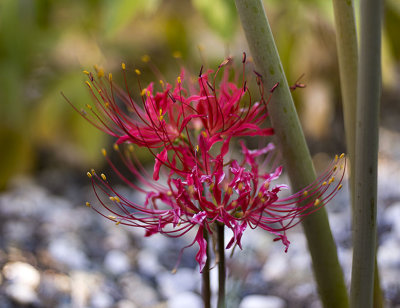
<box><xmin>0</xmin><ymin>0</ymin><xmax>398</xmax><ymax>189</ymax></box>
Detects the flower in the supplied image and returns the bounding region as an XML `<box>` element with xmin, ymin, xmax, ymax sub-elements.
<box><xmin>66</xmin><ymin>55</ymin><xmax>274</xmax><ymax>179</ymax></box>
<box><xmin>86</xmin><ymin>141</ymin><xmax>346</xmax><ymax>272</ymax></box>
<box><xmin>77</xmin><ymin>56</ymin><xmax>346</xmax><ymax>271</ymax></box>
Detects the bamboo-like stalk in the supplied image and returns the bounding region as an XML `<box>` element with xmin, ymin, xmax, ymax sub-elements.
<box><xmin>331</xmin><ymin>1</ymin><xmax>383</xmax><ymax>307</ymax></box>
<box><xmin>332</xmin><ymin>0</ymin><xmax>358</xmax><ymax>202</ymax></box>
<box><xmin>217</xmin><ymin>224</ymin><xmax>226</xmax><ymax>308</ymax></box>
<box><xmin>350</xmin><ymin>0</ymin><xmax>382</xmax><ymax>306</ymax></box>
<box><xmin>234</xmin><ymin>1</ymin><xmax>348</xmax><ymax>307</ymax></box>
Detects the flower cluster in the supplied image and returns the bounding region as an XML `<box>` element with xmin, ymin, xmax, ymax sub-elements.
<box><xmin>76</xmin><ymin>56</ymin><xmax>346</xmax><ymax>271</ymax></box>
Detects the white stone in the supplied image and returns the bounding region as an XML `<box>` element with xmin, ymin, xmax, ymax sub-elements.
<box><xmin>48</xmin><ymin>235</ymin><xmax>89</xmax><ymax>270</ymax></box>
<box><xmin>119</xmin><ymin>273</ymin><xmax>159</xmax><ymax>307</ymax></box>
<box><xmin>91</xmin><ymin>291</ymin><xmax>114</xmax><ymax>308</ymax></box>
<box><xmin>5</xmin><ymin>284</ymin><xmax>39</xmax><ymax>305</ymax></box>
<box><xmin>104</xmin><ymin>250</ymin><xmax>131</xmax><ymax>276</ymax></box>
<box><xmin>156</xmin><ymin>268</ymin><xmax>200</xmax><ymax>298</ymax></box>
<box><xmin>136</xmin><ymin>249</ymin><xmax>164</xmax><ymax>277</ymax></box>
<box><xmin>2</xmin><ymin>262</ymin><xmax>40</xmax><ymax>288</ymax></box>
<box><xmin>239</xmin><ymin>295</ymin><xmax>286</xmax><ymax>308</ymax></box>
<box><xmin>167</xmin><ymin>292</ymin><xmax>203</xmax><ymax>308</ymax></box>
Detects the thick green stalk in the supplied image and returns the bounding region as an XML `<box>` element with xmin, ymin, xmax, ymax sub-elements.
<box><xmin>332</xmin><ymin>1</ymin><xmax>383</xmax><ymax>307</ymax></box>
<box><xmin>235</xmin><ymin>1</ymin><xmax>348</xmax><ymax>307</ymax></box>
<box><xmin>217</xmin><ymin>224</ymin><xmax>226</xmax><ymax>308</ymax></box>
<box><xmin>332</xmin><ymin>0</ymin><xmax>358</xmax><ymax>202</ymax></box>
<box><xmin>350</xmin><ymin>0</ymin><xmax>382</xmax><ymax>306</ymax></box>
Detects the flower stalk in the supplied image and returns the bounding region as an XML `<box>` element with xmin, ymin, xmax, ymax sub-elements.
<box><xmin>234</xmin><ymin>0</ymin><xmax>349</xmax><ymax>306</ymax></box>
<box><xmin>202</xmin><ymin>230</ymin><xmax>211</xmax><ymax>308</ymax></box>
<box><xmin>331</xmin><ymin>0</ymin><xmax>383</xmax><ymax>306</ymax></box>
<box><xmin>350</xmin><ymin>0</ymin><xmax>382</xmax><ymax>306</ymax></box>
<box><xmin>217</xmin><ymin>223</ymin><xmax>226</xmax><ymax>308</ymax></box>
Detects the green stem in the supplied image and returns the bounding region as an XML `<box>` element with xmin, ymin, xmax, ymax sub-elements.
<box><xmin>332</xmin><ymin>1</ymin><xmax>383</xmax><ymax>307</ymax></box>
<box><xmin>332</xmin><ymin>0</ymin><xmax>358</xmax><ymax>204</ymax></box>
<box><xmin>202</xmin><ymin>230</ymin><xmax>211</xmax><ymax>308</ymax></box>
<box><xmin>350</xmin><ymin>0</ymin><xmax>382</xmax><ymax>306</ymax></box>
<box><xmin>217</xmin><ymin>223</ymin><xmax>226</xmax><ymax>308</ymax></box>
<box><xmin>234</xmin><ymin>1</ymin><xmax>348</xmax><ymax>307</ymax></box>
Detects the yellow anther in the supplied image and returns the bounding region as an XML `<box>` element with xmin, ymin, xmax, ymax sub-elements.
<box><xmin>231</xmin><ymin>200</ymin><xmax>238</xmax><ymax>208</ymax></box>
<box><xmin>167</xmin><ymin>191</ymin><xmax>173</xmax><ymax>196</ymax></box>
<box><xmin>91</xmin><ymin>168</ymin><xmax>96</xmax><ymax>175</ymax></box>
<box><xmin>227</xmin><ymin>187</ymin><xmax>233</xmax><ymax>195</ymax></box>
<box><xmin>101</xmin><ymin>148</ymin><xmax>107</xmax><ymax>156</ymax></box>
<box><xmin>105</xmin><ymin>102</ymin><xmax>110</xmax><ymax>108</ymax></box>
<box><xmin>85</xmin><ymin>81</ymin><xmax>92</xmax><ymax>88</ymax></box>
<box><xmin>160</xmin><ymin>80</ymin><xmax>165</xmax><ymax>88</ymax></box>
<box><xmin>209</xmin><ymin>183</ymin><xmax>214</xmax><ymax>191</ymax></box>
<box><xmin>159</xmin><ymin>109</ymin><xmax>163</xmax><ymax>121</ymax></box>
<box><xmin>85</xmin><ymin>201</ymin><xmax>91</xmax><ymax>207</ymax></box>
<box><xmin>98</xmin><ymin>89</ymin><xmax>102</xmax><ymax>94</ymax></box>
<box><xmin>115</xmin><ymin>221</ymin><xmax>121</xmax><ymax>225</ymax></box>
<box><xmin>234</xmin><ymin>210</ymin><xmax>243</xmax><ymax>218</ymax></box>
<box><xmin>140</xmin><ymin>88</ymin><xmax>147</xmax><ymax>96</ymax></box>
<box><xmin>329</xmin><ymin>176</ymin><xmax>335</xmax><ymax>184</ymax></box>
<box><xmin>303</xmin><ymin>190</ymin><xmax>308</xmax><ymax>196</ymax></box>
<box><xmin>196</xmin><ymin>145</ymin><xmax>199</xmax><ymax>152</ymax></box>
<box><xmin>177</xmin><ymin>76</ymin><xmax>181</xmax><ymax>84</ymax></box>
<box><xmin>188</xmin><ymin>185</ymin><xmax>195</xmax><ymax>195</ymax></box>
<box><xmin>260</xmin><ymin>198</ymin><xmax>266</xmax><ymax>203</ymax></box>
<box><xmin>83</xmin><ymin>70</ymin><xmax>90</xmax><ymax>75</ymax></box>
<box><xmin>340</xmin><ymin>153</ymin><xmax>345</xmax><ymax>159</ymax></box>
<box><xmin>141</xmin><ymin>54</ymin><xmax>150</xmax><ymax>63</ymax></box>
<box><xmin>87</xmin><ymin>172</ymin><xmax>92</xmax><ymax>178</ymax></box>
<box><xmin>121</xmin><ymin>62</ymin><xmax>126</xmax><ymax>70</ymax></box>
<box><xmin>108</xmin><ymin>73</ymin><xmax>112</xmax><ymax>82</ymax></box>
<box><xmin>97</xmin><ymin>68</ymin><xmax>104</xmax><ymax>78</ymax></box>
<box><xmin>258</xmin><ymin>191</ymin><xmax>263</xmax><ymax>198</ymax></box>
<box><xmin>172</xmin><ymin>51</ymin><xmax>182</xmax><ymax>59</ymax></box>
<box><xmin>314</xmin><ymin>199</ymin><xmax>321</xmax><ymax>206</ymax></box>
<box><xmin>264</xmin><ymin>182</ymin><xmax>270</xmax><ymax>189</ymax></box>
<box><xmin>201</xmin><ymin>131</ymin><xmax>207</xmax><ymax>137</ymax></box>
<box><xmin>108</xmin><ymin>215</ymin><xmax>116</xmax><ymax>220</ymax></box>
<box><xmin>147</xmin><ymin>90</ymin><xmax>151</xmax><ymax>97</ymax></box>
<box><xmin>322</xmin><ymin>181</ymin><xmax>327</xmax><ymax>186</ymax></box>
<box><xmin>338</xmin><ymin>184</ymin><xmax>343</xmax><ymax>190</ymax></box>
<box><xmin>238</xmin><ymin>183</ymin><xmax>244</xmax><ymax>190</ymax></box>
<box><xmin>101</xmin><ymin>173</ymin><xmax>106</xmax><ymax>181</ymax></box>
<box><xmin>86</xmin><ymin>104</ymin><xmax>92</xmax><ymax>110</ymax></box>
<box><xmin>333</xmin><ymin>166</ymin><xmax>338</xmax><ymax>172</ymax></box>
<box><xmin>335</xmin><ymin>154</ymin><xmax>339</xmax><ymax>162</ymax></box>
<box><xmin>135</xmin><ymin>69</ymin><xmax>141</xmax><ymax>75</ymax></box>
<box><xmin>113</xmin><ymin>143</ymin><xmax>119</xmax><ymax>151</ymax></box>
<box><xmin>109</xmin><ymin>196</ymin><xmax>120</xmax><ymax>202</ymax></box>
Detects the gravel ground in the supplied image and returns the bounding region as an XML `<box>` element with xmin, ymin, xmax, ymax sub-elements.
<box><xmin>1</xmin><ymin>128</ymin><xmax>400</xmax><ymax>308</ymax></box>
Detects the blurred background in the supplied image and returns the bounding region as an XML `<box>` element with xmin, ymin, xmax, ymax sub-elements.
<box><xmin>0</xmin><ymin>0</ymin><xmax>400</xmax><ymax>307</ymax></box>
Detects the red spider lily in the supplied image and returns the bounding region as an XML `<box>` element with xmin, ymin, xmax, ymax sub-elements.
<box><xmin>64</xmin><ymin>56</ymin><xmax>274</xmax><ymax>179</ymax></box>
<box><xmin>85</xmin><ymin>143</ymin><xmax>346</xmax><ymax>271</ymax></box>
<box><xmin>75</xmin><ymin>56</ymin><xmax>345</xmax><ymax>271</ymax></box>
